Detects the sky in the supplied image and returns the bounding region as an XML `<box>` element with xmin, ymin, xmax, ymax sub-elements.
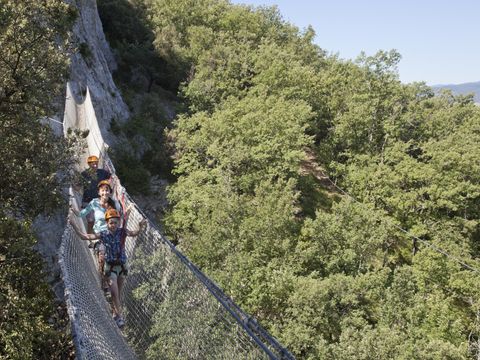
<box><xmin>230</xmin><ymin>0</ymin><xmax>480</xmax><ymax>85</ymax></box>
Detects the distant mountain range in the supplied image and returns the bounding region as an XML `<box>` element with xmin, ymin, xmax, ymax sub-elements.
<box><xmin>431</xmin><ymin>81</ymin><xmax>480</xmax><ymax>103</ymax></box>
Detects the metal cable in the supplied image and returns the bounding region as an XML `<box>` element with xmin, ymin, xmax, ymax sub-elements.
<box><xmin>323</xmin><ymin>172</ymin><xmax>480</xmax><ymax>273</ymax></box>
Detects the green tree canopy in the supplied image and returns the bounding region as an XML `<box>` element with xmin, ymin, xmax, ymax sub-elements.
<box><xmin>99</xmin><ymin>0</ymin><xmax>480</xmax><ymax>358</ymax></box>
<box><xmin>0</xmin><ymin>0</ymin><xmax>77</xmax><ymax>357</ymax></box>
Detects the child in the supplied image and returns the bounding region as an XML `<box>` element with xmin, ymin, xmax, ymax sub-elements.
<box><xmin>69</xmin><ymin>208</ymin><xmax>147</xmax><ymax>328</ymax></box>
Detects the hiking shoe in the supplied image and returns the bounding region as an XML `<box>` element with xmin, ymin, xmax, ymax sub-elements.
<box><xmin>114</xmin><ymin>315</ymin><xmax>125</xmax><ymax>328</ymax></box>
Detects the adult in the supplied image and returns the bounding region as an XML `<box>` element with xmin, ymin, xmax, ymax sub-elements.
<box><xmin>80</xmin><ymin>155</ymin><xmax>111</xmax><ymax>233</ymax></box>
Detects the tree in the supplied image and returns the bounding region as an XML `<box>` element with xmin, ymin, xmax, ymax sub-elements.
<box><xmin>0</xmin><ymin>0</ymin><xmax>78</xmax><ymax>357</ymax></box>
<box><xmin>113</xmin><ymin>1</ymin><xmax>480</xmax><ymax>359</ymax></box>
<box><xmin>0</xmin><ymin>0</ymin><xmax>79</xmax><ymax>218</ymax></box>
<box><xmin>0</xmin><ymin>0</ymin><xmax>75</xmax><ymax>117</ymax></box>
<box><xmin>0</xmin><ymin>217</ymin><xmax>71</xmax><ymax>359</ymax></box>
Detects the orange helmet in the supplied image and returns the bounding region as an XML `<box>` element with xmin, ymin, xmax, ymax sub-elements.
<box><xmin>97</xmin><ymin>179</ymin><xmax>112</xmax><ymax>191</ymax></box>
<box><xmin>87</xmin><ymin>155</ymin><xmax>99</xmax><ymax>164</ymax></box>
<box><xmin>105</xmin><ymin>208</ymin><xmax>120</xmax><ymax>221</ymax></box>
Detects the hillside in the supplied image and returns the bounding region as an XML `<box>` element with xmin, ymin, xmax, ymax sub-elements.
<box><xmin>432</xmin><ymin>80</ymin><xmax>480</xmax><ymax>102</ymax></box>
<box><xmin>98</xmin><ymin>1</ymin><xmax>480</xmax><ymax>358</ymax></box>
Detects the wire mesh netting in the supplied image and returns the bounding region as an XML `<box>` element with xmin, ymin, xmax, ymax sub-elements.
<box><xmin>60</xmin><ymin>83</ymin><xmax>295</xmax><ymax>359</ymax></box>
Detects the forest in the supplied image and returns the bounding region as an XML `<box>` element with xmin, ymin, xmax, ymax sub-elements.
<box><xmin>2</xmin><ymin>0</ymin><xmax>480</xmax><ymax>359</ymax></box>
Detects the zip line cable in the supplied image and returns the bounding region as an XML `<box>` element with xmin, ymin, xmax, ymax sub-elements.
<box><xmin>321</xmin><ymin>171</ymin><xmax>480</xmax><ymax>274</ymax></box>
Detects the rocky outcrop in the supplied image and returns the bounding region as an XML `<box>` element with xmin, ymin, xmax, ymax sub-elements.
<box><xmin>33</xmin><ymin>211</ymin><xmax>67</xmax><ymax>301</ymax></box>
<box><xmin>133</xmin><ymin>175</ymin><xmax>169</xmax><ymax>225</ymax></box>
<box><xmin>66</xmin><ymin>0</ymin><xmax>129</xmax><ymax>145</ymax></box>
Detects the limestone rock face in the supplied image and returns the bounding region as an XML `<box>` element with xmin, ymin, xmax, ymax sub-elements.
<box><xmin>33</xmin><ymin>212</ymin><xmax>67</xmax><ymax>301</ymax></box>
<box><xmin>66</xmin><ymin>0</ymin><xmax>129</xmax><ymax>145</ymax></box>
<box><xmin>133</xmin><ymin>176</ymin><xmax>169</xmax><ymax>223</ymax></box>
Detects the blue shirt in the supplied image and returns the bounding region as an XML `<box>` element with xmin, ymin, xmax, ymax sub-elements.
<box><xmin>79</xmin><ymin>198</ymin><xmax>122</xmax><ymax>233</ymax></box>
<box><xmin>100</xmin><ymin>228</ymin><xmax>127</xmax><ymax>264</ymax></box>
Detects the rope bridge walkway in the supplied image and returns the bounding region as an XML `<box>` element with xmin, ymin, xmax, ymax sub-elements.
<box><xmin>59</xmin><ymin>83</ymin><xmax>295</xmax><ymax>359</ymax></box>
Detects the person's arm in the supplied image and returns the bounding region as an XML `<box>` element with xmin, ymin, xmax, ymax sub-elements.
<box><xmin>118</xmin><ymin>203</ymin><xmax>132</xmax><ymax>230</ymax></box>
<box><xmin>114</xmin><ymin>199</ymin><xmax>124</xmax><ymax>219</ymax></box>
<box><xmin>123</xmin><ymin>204</ymin><xmax>134</xmax><ymax>223</ymax></box>
<box><xmin>125</xmin><ymin>219</ymin><xmax>147</xmax><ymax>237</ymax></box>
<box><xmin>69</xmin><ymin>215</ymin><xmax>100</xmax><ymax>241</ymax></box>
<box><xmin>78</xmin><ymin>200</ymin><xmax>94</xmax><ymax>218</ymax></box>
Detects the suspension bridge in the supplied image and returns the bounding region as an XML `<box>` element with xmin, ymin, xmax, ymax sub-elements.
<box><xmin>59</xmin><ymin>83</ymin><xmax>294</xmax><ymax>359</ymax></box>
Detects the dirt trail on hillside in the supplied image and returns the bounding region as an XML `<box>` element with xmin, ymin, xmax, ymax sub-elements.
<box><xmin>299</xmin><ymin>148</ymin><xmax>338</xmax><ymax>193</ymax></box>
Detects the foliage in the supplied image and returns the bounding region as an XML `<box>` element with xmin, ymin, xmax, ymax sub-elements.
<box><xmin>97</xmin><ymin>0</ymin><xmax>480</xmax><ymax>359</ymax></box>
<box><xmin>0</xmin><ymin>115</ymin><xmax>83</xmax><ymax>218</ymax></box>
<box><xmin>171</xmin><ymin>92</ymin><xmax>313</xmax><ymax>190</ymax></box>
<box><xmin>98</xmin><ymin>0</ymin><xmax>193</xmax><ymax>93</ymax></box>
<box><xmin>0</xmin><ymin>217</ymin><xmax>71</xmax><ymax>359</ymax></box>
<box><xmin>0</xmin><ymin>0</ymin><xmax>78</xmax><ymax>218</ymax></box>
<box><xmin>0</xmin><ymin>0</ymin><xmax>77</xmax><ymax>358</ymax></box>
<box><xmin>144</xmin><ymin>0</ymin><xmax>325</xmax><ymax>111</ymax></box>
<box><xmin>111</xmin><ymin>145</ymin><xmax>152</xmax><ymax>195</ymax></box>
<box><xmin>98</xmin><ymin>0</ymin><xmax>178</xmax><ymax>190</ymax></box>
<box><xmin>0</xmin><ymin>0</ymin><xmax>75</xmax><ymax>118</ymax></box>
<box><xmin>109</xmin><ymin>92</ymin><xmax>176</xmax><ymax>193</ymax></box>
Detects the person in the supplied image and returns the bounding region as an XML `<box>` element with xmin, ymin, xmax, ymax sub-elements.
<box><xmin>79</xmin><ymin>155</ymin><xmax>111</xmax><ymax>233</ymax></box>
<box><xmin>69</xmin><ymin>208</ymin><xmax>147</xmax><ymax>328</ymax></box>
<box><xmin>70</xmin><ymin>179</ymin><xmax>122</xmax><ymax>293</ymax></box>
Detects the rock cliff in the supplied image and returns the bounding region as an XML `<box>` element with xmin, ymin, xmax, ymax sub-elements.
<box><xmin>65</xmin><ymin>0</ymin><xmax>129</xmax><ymax>145</ymax></box>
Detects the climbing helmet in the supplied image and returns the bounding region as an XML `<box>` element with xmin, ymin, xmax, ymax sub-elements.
<box><xmin>87</xmin><ymin>155</ymin><xmax>99</xmax><ymax>164</ymax></box>
<box><xmin>105</xmin><ymin>208</ymin><xmax>120</xmax><ymax>221</ymax></box>
<box><xmin>97</xmin><ymin>179</ymin><xmax>112</xmax><ymax>191</ymax></box>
